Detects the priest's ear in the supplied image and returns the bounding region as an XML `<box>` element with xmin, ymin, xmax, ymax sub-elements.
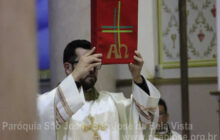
<box><xmin>64</xmin><ymin>62</ymin><xmax>73</xmax><ymax>75</ymax></box>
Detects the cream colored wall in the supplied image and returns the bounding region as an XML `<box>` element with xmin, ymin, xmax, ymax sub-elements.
<box><xmin>96</xmin><ymin>65</ymin><xmax>117</xmax><ymax>92</ymax></box>
<box><xmin>49</xmin><ymin>0</ymin><xmax>91</xmax><ymax>88</ymax></box>
<box><xmin>189</xmin><ymin>84</ymin><xmax>219</xmax><ymax>139</ymax></box>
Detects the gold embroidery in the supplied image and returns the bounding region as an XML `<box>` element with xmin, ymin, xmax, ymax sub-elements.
<box><xmin>133</xmin><ymin>99</ymin><xmax>156</xmax><ymax>113</ymax></box>
<box><xmin>107</xmin><ymin>44</ymin><xmax>129</xmax><ymax>59</ymax></box>
<box><xmin>107</xmin><ymin>44</ymin><xmax>121</xmax><ymax>59</ymax></box>
<box><xmin>57</xmin><ymin>86</ymin><xmax>74</xmax><ymax>117</ymax></box>
<box><xmin>81</xmin><ymin>115</ymin><xmax>107</xmax><ymax>140</ymax></box>
<box><xmin>133</xmin><ymin>99</ymin><xmax>156</xmax><ymax>121</ymax></box>
<box><xmin>119</xmin><ymin>44</ymin><xmax>129</xmax><ymax>58</ymax></box>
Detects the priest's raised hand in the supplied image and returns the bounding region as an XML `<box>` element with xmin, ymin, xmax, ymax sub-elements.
<box><xmin>71</xmin><ymin>47</ymin><xmax>102</xmax><ymax>82</ymax></box>
<box><xmin>128</xmin><ymin>50</ymin><xmax>144</xmax><ymax>84</ymax></box>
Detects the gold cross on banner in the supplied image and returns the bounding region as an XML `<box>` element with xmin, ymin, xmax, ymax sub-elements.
<box><xmin>81</xmin><ymin>115</ymin><xmax>107</xmax><ymax>140</ymax></box>
<box><xmin>101</xmin><ymin>0</ymin><xmax>132</xmax><ymax>59</ymax></box>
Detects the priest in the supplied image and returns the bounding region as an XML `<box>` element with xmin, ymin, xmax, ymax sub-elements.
<box><xmin>153</xmin><ymin>99</ymin><xmax>182</xmax><ymax>140</ymax></box>
<box><xmin>38</xmin><ymin>40</ymin><xmax>161</xmax><ymax>140</ymax></box>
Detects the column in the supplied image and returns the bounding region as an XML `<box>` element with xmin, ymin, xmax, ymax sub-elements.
<box><xmin>0</xmin><ymin>0</ymin><xmax>38</xmax><ymax>139</ymax></box>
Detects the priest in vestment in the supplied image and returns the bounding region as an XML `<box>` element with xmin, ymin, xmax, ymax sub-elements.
<box><xmin>153</xmin><ymin>99</ymin><xmax>182</xmax><ymax>140</ymax></box>
<box><xmin>38</xmin><ymin>40</ymin><xmax>161</xmax><ymax>140</ymax></box>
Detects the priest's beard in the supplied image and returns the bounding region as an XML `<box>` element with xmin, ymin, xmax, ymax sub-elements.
<box><xmin>80</xmin><ymin>74</ymin><xmax>97</xmax><ymax>91</ymax></box>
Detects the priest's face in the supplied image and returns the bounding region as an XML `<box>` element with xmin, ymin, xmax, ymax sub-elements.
<box><xmin>73</xmin><ymin>48</ymin><xmax>98</xmax><ymax>90</ymax></box>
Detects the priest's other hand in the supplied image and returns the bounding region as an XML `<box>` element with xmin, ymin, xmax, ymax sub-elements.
<box><xmin>72</xmin><ymin>47</ymin><xmax>102</xmax><ymax>81</ymax></box>
<box><xmin>128</xmin><ymin>51</ymin><xmax>144</xmax><ymax>84</ymax></box>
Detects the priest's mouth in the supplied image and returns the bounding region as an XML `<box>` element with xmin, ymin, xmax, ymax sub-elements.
<box><xmin>85</xmin><ymin>75</ymin><xmax>97</xmax><ymax>81</ymax></box>
<box><xmin>86</xmin><ymin>75</ymin><xmax>96</xmax><ymax>78</ymax></box>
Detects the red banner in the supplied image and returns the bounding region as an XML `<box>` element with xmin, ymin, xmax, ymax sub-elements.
<box><xmin>91</xmin><ymin>0</ymin><xmax>138</xmax><ymax>64</ymax></box>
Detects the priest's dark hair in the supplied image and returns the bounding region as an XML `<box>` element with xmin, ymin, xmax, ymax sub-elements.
<box><xmin>63</xmin><ymin>40</ymin><xmax>91</xmax><ymax>65</ymax></box>
<box><xmin>159</xmin><ymin>99</ymin><xmax>168</xmax><ymax>114</ymax></box>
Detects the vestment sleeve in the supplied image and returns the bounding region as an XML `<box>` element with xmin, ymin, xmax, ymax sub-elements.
<box><xmin>132</xmin><ymin>78</ymin><xmax>160</xmax><ymax>126</ymax></box>
<box><xmin>55</xmin><ymin>74</ymin><xmax>85</xmax><ymax>125</ymax></box>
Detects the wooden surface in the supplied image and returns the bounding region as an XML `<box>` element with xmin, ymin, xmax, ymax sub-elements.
<box><xmin>0</xmin><ymin>0</ymin><xmax>38</xmax><ymax>139</ymax></box>
<box><xmin>179</xmin><ymin>0</ymin><xmax>190</xmax><ymax>138</ymax></box>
